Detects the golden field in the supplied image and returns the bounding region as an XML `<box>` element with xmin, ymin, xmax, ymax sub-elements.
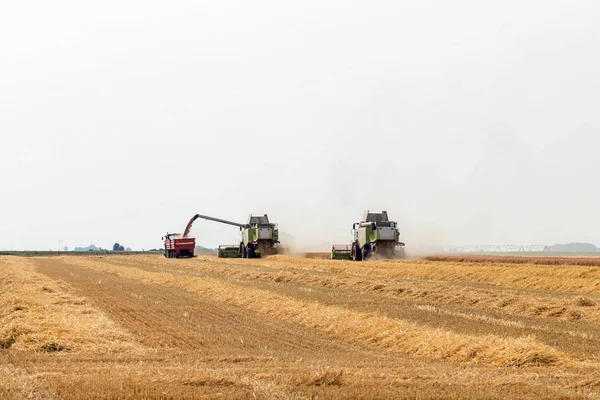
<box><xmin>1</xmin><ymin>254</ymin><xmax>600</xmax><ymax>399</ymax></box>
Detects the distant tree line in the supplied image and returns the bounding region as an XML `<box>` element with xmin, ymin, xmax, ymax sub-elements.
<box><xmin>74</xmin><ymin>244</ymin><xmax>102</xmax><ymax>252</ymax></box>
<box><xmin>72</xmin><ymin>243</ymin><xmax>131</xmax><ymax>252</ymax></box>
<box><xmin>196</xmin><ymin>245</ymin><xmax>217</xmax><ymax>253</ymax></box>
<box><xmin>549</xmin><ymin>243</ymin><xmax>597</xmax><ymax>252</ymax></box>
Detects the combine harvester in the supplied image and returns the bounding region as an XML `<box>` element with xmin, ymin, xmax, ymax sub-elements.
<box><xmin>331</xmin><ymin>210</ymin><xmax>405</xmax><ymax>261</ymax></box>
<box><xmin>189</xmin><ymin>213</ymin><xmax>279</xmax><ymax>258</ymax></box>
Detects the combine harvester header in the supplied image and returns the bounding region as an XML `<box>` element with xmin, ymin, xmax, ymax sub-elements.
<box><xmin>331</xmin><ymin>244</ymin><xmax>352</xmax><ymax>260</ymax></box>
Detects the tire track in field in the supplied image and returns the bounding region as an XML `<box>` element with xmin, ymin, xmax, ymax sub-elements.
<box><xmin>127</xmin><ymin>255</ymin><xmax>600</xmax><ymax>322</ymax></box>
<box><xmin>184</xmin><ymin>257</ymin><xmax>600</xmax><ymax>324</ymax></box>
<box><xmin>32</xmin><ymin>257</ymin><xmax>394</xmax><ymax>366</ymax></box>
<box><xmin>106</xmin><ymin>256</ymin><xmax>600</xmax><ymax>360</ymax></box>
<box><xmin>50</xmin><ymin>256</ymin><xmax>573</xmax><ymax>368</ymax></box>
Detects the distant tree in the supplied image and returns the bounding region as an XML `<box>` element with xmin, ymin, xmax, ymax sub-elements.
<box><xmin>112</xmin><ymin>243</ymin><xmax>125</xmax><ymax>251</ymax></box>
<box><xmin>74</xmin><ymin>244</ymin><xmax>100</xmax><ymax>252</ymax></box>
<box><xmin>63</xmin><ymin>246</ymin><xmax>69</xmax><ymax>252</ymax></box>
<box><xmin>126</xmin><ymin>247</ymin><xmax>132</xmax><ymax>251</ymax></box>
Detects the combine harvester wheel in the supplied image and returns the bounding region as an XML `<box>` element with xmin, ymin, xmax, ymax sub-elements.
<box><xmin>352</xmin><ymin>243</ymin><xmax>363</xmax><ymax>261</ymax></box>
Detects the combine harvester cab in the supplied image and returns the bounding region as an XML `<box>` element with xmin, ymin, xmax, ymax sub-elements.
<box><xmin>163</xmin><ymin>233</ymin><xmax>196</xmax><ymax>258</ymax></box>
<box><xmin>194</xmin><ymin>214</ymin><xmax>279</xmax><ymax>259</ymax></box>
<box><xmin>344</xmin><ymin>210</ymin><xmax>406</xmax><ymax>261</ymax></box>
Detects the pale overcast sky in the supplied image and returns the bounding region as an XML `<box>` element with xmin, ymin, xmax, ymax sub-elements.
<box><xmin>1</xmin><ymin>1</ymin><xmax>599</xmax><ymax>251</ymax></box>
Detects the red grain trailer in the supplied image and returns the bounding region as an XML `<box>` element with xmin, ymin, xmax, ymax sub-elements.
<box><xmin>163</xmin><ymin>233</ymin><xmax>196</xmax><ymax>258</ymax></box>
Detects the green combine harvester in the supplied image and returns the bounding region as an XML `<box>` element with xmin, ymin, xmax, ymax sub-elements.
<box><xmin>194</xmin><ymin>214</ymin><xmax>279</xmax><ymax>258</ymax></box>
<box><xmin>331</xmin><ymin>210</ymin><xmax>405</xmax><ymax>261</ymax></box>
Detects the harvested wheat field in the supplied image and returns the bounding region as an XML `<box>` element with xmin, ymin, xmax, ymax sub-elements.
<box><xmin>2</xmin><ymin>254</ymin><xmax>600</xmax><ymax>399</ymax></box>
